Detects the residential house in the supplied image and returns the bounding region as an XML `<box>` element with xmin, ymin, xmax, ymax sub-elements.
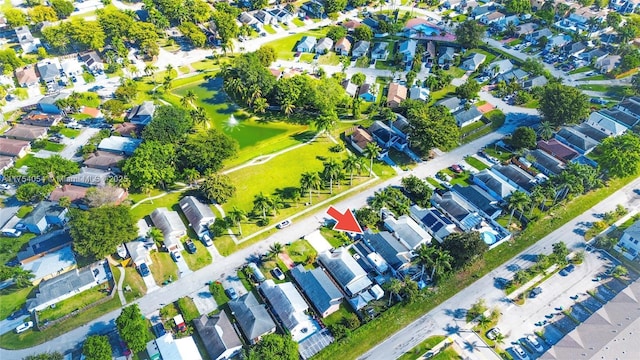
<box><xmin>254</xmin><ymin>10</ymin><xmax>274</xmax><ymax>25</ymax></box>
<box><xmin>391</xmin><ymin>115</ymin><xmax>411</xmax><ymax>141</ymax></box>
<box><xmin>471</xmin><ymin>5</ymin><xmax>493</xmax><ymax>19</ymax></box>
<box><xmin>444</xmin><ymin>0</ymin><xmax>462</xmax><ymax>9</ymax></box>
<box><xmin>341</xmin><ymin>79</ymin><xmax>359</xmax><ymax>97</ymax></box>
<box><xmin>334</xmin><ymin>37</ymin><xmax>351</xmax><ymax>56</ymax></box>
<box><xmin>490</xmin><ymin>164</ymin><xmax>538</xmax><ymax>194</ymax></box>
<box><xmin>296</xmin><ymin>36</ymin><xmax>317</xmax><ymax>53</ymax></box>
<box><xmin>3</xmin><ymin>124</ymin><xmax>47</xmax><ymax>141</ymax></box>
<box><xmin>486</xmin><ymin>59</ymin><xmax>513</xmax><ymax>77</ymax></box>
<box><xmin>268</xmin><ymin>8</ymin><xmax>293</xmax><ymax>23</ymax></box>
<box><xmin>581</xmin><ymin>48</ymin><xmax>608</xmax><ymax>63</ymax></box>
<box><xmin>342</xmin><ymin>19</ymin><xmax>362</xmax><ymax>32</ymax></box>
<box><xmin>386</xmin><ymin>82</ymin><xmax>408</xmax><ymax>108</ymax></box>
<box><xmin>114</xmin><ymin>122</ymin><xmax>143</xmax><ymax>138</ymax></box>
<box><xmin>153</xmin><ymin>333</ymin><xmax>202</xmax><ymax>360</ymax></box>
<box><xmin>363</xmin><ymin>230</ymin><xmax>413</xmax><ymax>273</ymax></box>
<box><xmin>238</xmin><ymin>12</ymin><xmax>257</xmax><ymax>26</ymax></box>
<box><xmin>480</xmin><ymin>11</ymin><xmax>505</xmax><ymax>25</ymax></box>
<box><xmin>15</xmin><ymin>26</ymin><xmax>40</xmax><ymax>53</ymax></box>
<box><xmin>515</xmin><ymin>23</ymin><xmax>537</xmax><ymax>37</ymax></box>
<box><xmin>431</xmin><ymin>191</ymin><xmax>483</xmax><ymax>231</ymax></box>
<box><xmin>60</xmin><ymin>58</ymin><xmax>83</xmax><ymax>77</ymax></box>
<box><xmin>398</xmin><ymin>39</ymin><xmax>417</xmax><ymax>64</ymax></box>
<box><xmin>614</xmin><ymin>220</ymin><xmax>640</xmax><ymax>259</ymax></box>
<box><xmin>563</xmin><ymin>42</ymin><xmax>588</xmax><ymax>58</ymax></box>
<box><xmin>315</xmin><ymin>37</ymin><xmax>334</xmax><ymax>54</ymax></box>
<box><xmin>572</xmin><ymin>123</ymin><xmax>609</xmax><ymax>143</ymax></box>
<box><xmin>150</xmin><ymin>207</ymin><xmax>187</xmax><ymax>252</ymax></box>
<box><xmin>98</xmin><ymin>136</ymin><xmax>142</xmax><ymax>156</ymax></box>
<box><xmin>17</xmin><ymin>229</ymin><xmax>73</xmax><ymax>264</ymax></box>
<box><xmin>471</xmin><ymin>169</ymin><xmax>517</xmax><ymax>201</ymax></box>
<box><xmin>352</xmin><ymin>40</ymin><xmax>370</xmax><ymax>58</ymax></box>
<box><xmin>383</xmin><ymin>214</ymin><xmax>432</xmax><ymax>250</ymax></box>
<box><xmin>601</xmin><ymin>108</ymin><xmax>640</xmax><ymax>129</ymax></box>
<box><xmin>125</xmin><ymin>239</ymin><xmax>155</xmax><ymax>267</ymax></box>
<box><xmin>127</xmin><ymin>101</ymin><xmax>156</xmax><ymax>125</ymax></box>
<box><xmin>368</xmin><ymin>120</ymin><xmax>407</xmax><ymax>152</ymax></box>
<box><xmin>79</xmin><ymin>51</ymin><xmax>104</xmax><ymax>71</ymax></box>
<box><xmin>259</xmin><ymin>280</ymin><xmax>317</xmax><ymax>341</ymax></box>
<box><xmin>610</xmin><ymin>0</ymin><xmax>640</xmax><ymax>13</ymax></box>
<box><xmin>348</xmin><ymin>127</ymin><xmax>374</xmax><ymax>154</ymax></box>
<box><xmin>545</xmin><ymin>34</ymin><xmax>572</xmax><ymax>51</ymax></box>
<box><xmin>494</xmin><ymin>68</ymin><xmax>529</xmax><ymax>84</ymax></box>
<box><xmin>461</xmin><ymin>53</ymin><xmax>487</xmax><ymax>71</ymax></box>
<box><xmin>318</xmin><ymin>247</ymin><xmax>372</xmax><ymax>297</ymax></box>
<box><xmin>525</xmin><ymin>149</ymin><xmax>566</xmax><ymax>176</ymax></box>
<box><xmin>554</xmin><ymin>127</ymin><xmax>599</xmax><ymax>154</ymax></box>
<box><xmin>358</xmin><ymin>83</ymin><xmax>377</xmax><ymax>102</ymax></box>
<box><xmin>228</xmin><ymin>292</ymin><xmax>276</xmax><ymax>344</ymax></box>
<box><xmin>409</xmin><ymin>86</ymin><xmax>430</xmax><ymax>101</ymax></box>
<box><xmin>438</xmin><ymin>47</ymin><xmax>456</xmax><ymax>65</ymax></box>
<box><xmin>526</xmin><ymin>28</ymin><xmax>553</xmax><ymax>44</ymax></box>
<box><xmin>15</xmin><ymin>67</ymin><xmax>39</xmax><ymax>87</ymax></box>
<box><xmin>425</xmin><ymin>41</ymin><xmax>437</xmax><ymax>64</ymax></box>
<box><xmin>83</xmin><ymin>151</ymin><xmax>125</xmax><ymax>172</ymax></box>
<box><xmin>193</xmin><ymin>313</ymin><xmax>243</xmax><ymax>360</ymax></box>
<box><xmin>179</xmin><ymin>196</ymin><xmax>215</xmax><ymax>237</ymax></box>
<box><xmin>300</xmin><ymin>1</ymin><xmax>324</xmax><ymax>18</ymax></box>
<box><xmin>595</xmin><ymin>55</ymin><xmax>621</xmax><ymax>74</ymax></box>
<box><xmin>49</xmin><ymin>184</ymin><xmax>89</xmax><ymax>204</ymax></box>
<box><xmin>453</xmin><ymin>106</ymin><xmax>483</xmax><ymax>128</ymax></box>
<box><xmin>615</xmin><ymin>97</ymin><xmax>640</xmax><ymax>123</ymax></box>
<box><xmin>21</xmin><ymin>245</ymin><xmax>76</xmax><ymax>285</ymax></box>
<box><xmin>521</xmin><ymin>75</ymin><xmax>548</xmax><ymax>90</ymax></box>
<box><xmin>17</xmin><ymin>201</ymin><xmax>68</xmax><ymax>234</ymax></box>
<box><xmin>436</xmin><ymin>96</ymin><xmax>465</xmax><ymax>113</ymax></box>
<box><xmin>0</xmin><ymin>138</ymin><xmax>30</xmax><ymax>158</ymax></box>
<box><xmin>291</xmin><ymin>265</ymin><xmax>343</xmax><ymax>318</ymax></box>
<box><xmin>371</xmin><ymin>42</ymin><xmax>389</xmax><ymax>60</ymax></box>
<box><xmin>0</xmin><ymin>156</ymin><xmax>14</xmax><ymax>173</ymax></box>
<box><xmin>586</xmin><ymin>111</ymin><xmax>629</xmax><ymax>136</ymax></box>
<box><xmin>37</xmin><ymin>62</ymin><xmax>60</xmax><ymax>84</ymax></box>
<box><xmin>452</xmin><ymin>184</ymin><xmax>502</xmax><ymax>219</ymax></box>
<box><xmin>497</xmin><ymin>15</ymin><xmax>520</xmax><ymax>30</ymax></box>
<box><xmin>362</xmin><ymin>17</ymin><xmax>379</xmax><ymax>30</ymax></box>
<box><xmin>26</xmin><ymin>266</ymin><xmax>101</xmax><ymax>311</ymax></box>
<box><xmin>21</xmin><ymin>111</ymin><xmax>62</xmax><ymax>127</ymax></box>
<box><xmin>65</xmin><ymin>167</ymin><xmax>112</xmax><ymax>187</ymax></box>
<box><xmin>409</xmin><ymin>205</ymin><xmax>459</xmax><ymax>243</ymax></box>
<box><xmin>537</xmin><ymin>139</ymin><xmax>580</xmax><ymax>162</ymax></box>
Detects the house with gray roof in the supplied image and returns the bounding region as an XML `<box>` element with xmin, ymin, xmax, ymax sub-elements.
<box><xmin>431</xmin><ymin>191</ymin><xmax>483</xmax><ymax>231</ymax></box>
<box><xmin>371</xmin><ymin>42</ymin><xmax>389</xmax><ymax>60</ymax></box>
<box><xmin>495</xmin><ymin>68</ymin><xmax>528</xmax><ymax>84</ymax></box>
<box><xmin>296</xmin><ymin>36</ymin><xmax>317</xmax><ymax>53</ymax></box>
<box><xmin>586</xmin><ymin>111</ymin><xmax>629</xmax><ymax>136</ymax></box>
<box><xmin>83</xmin><ymin>151</ymin><xmax>125</xmax><ymax>172</ymax></box>
<box><xmin>435</xmin><ymin>96</ymin><xmax>464</xmax><ymax>113</ymax></box>
<box><xmin>453</xmin><ymin>106</ymin><xmax>483</xmax><ymax>128</ymax></box>
<box><xmin>461</xmin><ymin>53</ymin><xmax>486</xmax><ymax>71</ymax></box>
<box><xmin>98</xmin><ymin>136</ymin><xmax>142</xmax><ymax>156</ymax></box>
<box><xmin>26</xmin><ymin>266</ymin><xmax>99</xmax><ymax>311</ymax></box>
<box><xmin>259</xmin><ymin>280</ymin><xmax>317</xmax><ymax>342</ymax></box>
<box><xmin>291</xmin><ymin>265</ymin><xmax>343</xmax><ymax>318</ymax></box>
<box><xmin>471</xmin><ymin>169</ymin><xmax>517</xmax><ymax>201</ymax></box>
<box><xmin>254</xmin><ymin>10</ymin><xmax>274</xmax><ymax>24</ymax></box>
<box><xmin>352</xmin><ymin>41</ymin><xmax>370</xmax><ymax>58</ymax></box>
<box><xmin>438</xmin><ymin>47</ymin><xmax>456</xmax><ymax>65</ymax></box>
<box><xmin>125</xmin><ymin>239</ymin><xmax>155</xmax><ymax>267</ymax></box>
<box><xmin>193</xmin><ymin>313</ymin><xmax>243</xmax><ymax>360</ymax></box>
<box><xmin>362</xmin><ymin>230</ymin><xmax>413</xmax><ymax>273</ymax></box>
<box><xmin>315</xmin><ymin>37</ymin><xmax>334</xmax><ymax>54</ymax></box>
<box><xmin>179</xmin><ymin>196</ymin><xmax>215</xmax><ymax>237</ymax></box>
<box><xmin>17</xmin><ymin>228</ymin><xmax>73</xmax><ymax>264</ymax></box>
<box><xmin>452</xmin><ymin>184</ymin><xmax>502</xmax><ymax>219</ymax></box>
<box><xmin>398</xmin><ymin>39</ymin><xmax>417</xmax><ymax>64</ymax></box>
<box><xmin>318</xmin><ymin>247</ymin><xmax>372</xmax><ymax>297</ymax></box>
<box><xmin>595</xmin><ymin>54</ymin><xmax>621</xmax><ymax>74</ymax></box>
<box><xmin>64</xmin><ymin>167</ymin><xmax>111</xmax><ymax>187</ymax></box>
<box><xmin>17</xmin><ymin>201</ymin><xmax>68</xmax><ymax>234</ymax></box>
<box><xmin>526</xmin><ymin>28</ymin><xmax>553</xmax><ymax>44</ymax></box>
<box><xmin>572</xmin><ymin>123</ymin><xmax>608</xmax><ymax>143</ymax></box>
<box><xmin>555</xmin><ymin>127</ymin><xmax>599</xmax><ymax>154</ymax></box>
<box><xmin>268</xmin><ymin>8</ymin><xmax>293</xmax><ymax>23</ymax></box>
<box><xmin>228</xmin><ymin>292</ymin><xmax>276</xmax><ymax>344</ymax></box>
<box><xmin>516</xmin><ymin>23</ymin><xmax>537</xmax><ymax>36</ymax></box>
<box><xmin>127</xmin><ymin>101</ymin><xmax>156</xmax><ymax>125</ymax></box>
<box><xmin>486</xmin><ymin>59</ymin><xmax>513</xmax><ymax>78</ymax></box>
<box><xmin>525</xmin><ymin>149</ymin><xmax>565</xmax><ymax>176</ymax></box>
<box><xmin>383</xmin><ymin>214</ymin><xmax>432</xmax><ymax>250</ymax></box>
<box><xmin>409</xmin><ymin>205</ymin><xmax>459</xmax><ymax>243</ymax></box>
<box><xmin>522</xmin><ymin>75</ymin><xmax>548</xmax><ymax>90</ymax></box>
<box><xmin>37</xmin><ymin>62</ymin><xmax>60</xmax><ymax>84</ymax></box>
<box><xmin>490</xmin><ymin>164</ymin><xmax>538</xmax><ymax>194</ymax></box>
<box><xmin>150</xmin><ymin>208</ymin><xmax>186</xmax><ymax>252</ymax></box>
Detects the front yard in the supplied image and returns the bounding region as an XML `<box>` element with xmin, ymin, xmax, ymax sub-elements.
<box><xmin>37</xmin><ymin>285</ymin><xmax>110</xmax><ymax>323</ymax></box>
<box><xmin>0</xmin><ymin>286</ymin><xmax>33</xmax><ymax>319</ymax></box>
<box><xmin>123</xmin><ymin>266</ymin><xmax>147</xmax><ymax>303</ymax></box>
<box><xmin>149</xmin><ymin>252</ymin><xmax>179</xmax><ymax>286</ymax></box>
<box><xmin>181</xmin><ymin>240</ymin><xmax>212</xmax><ymax>271</ymax></box>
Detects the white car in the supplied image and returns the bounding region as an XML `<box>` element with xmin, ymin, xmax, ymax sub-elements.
<box><xmin>1</xmin><ymin>228</ymin><xmax>22</xmax><ymax>238</ymax></box>
<box><xmin>526</xmin><ymin>335</ymin><xmax>544</xmax><ymax>352</ymax></box>
<box><xmin>200</xmin><ymin>233</ymin><xmax>213</xmax><ymax>247</ymax></box>
<box><xmin>486</xmin><ymin>327</ymin><xmax>501</xmax><ymax>340</ymax></box>
<box><xmin>15</xmin><ymin>321</ymin><xmax>33</xmax><ymax>334</ymax></box>
<box><xmin>511</xmin><ymin>345</ymin><xmax>529</xmax><ymax>360</ymax></box>
<box><xmin>276</xmin><ymin>220</ymin><xmax>292</xmax><ymax>229</ymax></box>
<box><xmin>170</xmin><ymin>250</ymin><xmax>182</xmax><ymax>262</ymax></box>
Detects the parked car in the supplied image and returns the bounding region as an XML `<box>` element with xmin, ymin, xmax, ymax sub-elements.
<box><xmin>276</xmin><ymin>220</ymin><xmax>292</xmax><ymax>229</ymax></box>
<box><xmin>185</xmin><ymin>239</ymin><xmax>197</xmax><ymax>254</ymax></box>
<box><xmin>271</xmin><ymin>268</ymin><xmax>285</xmax><ymax>280</ymax></box>
<box><xmin>170</xmin><ymin>250</ymin><xmax>182</xmax><ymax>262</ymax></box>
<box><xmin>15</xmin><ymin>321</ymin><xmax>33</xmax><ymax>334</ymax></box>
<box><xmin>200</xmin><ymin>233</ymin><xmax>213</xmax><ymax>247</ymax></box>
<box><xmin>225</xmin><ymin>287</ymin><xmax>238</xmax><ymax>300</ymax></box>
<box><xmin>511</xmin><ymin>344</ymin><xmax>529</xmax><ymax>360</ymax></box>
<box><xmin>138</xmin><ymin>263</ymin><xmax>150</xmax><ymax>277</ymax></box>
<box><xmin>591</xmin><ymin>97</ymin><xmax>607</xmax><ymax>105</ymax></box>
<box><xmin>449</xmin><ymin>164</ymin><xmax>463</xmax><ymax>173</ymax></box>
<box><xmin>152</xmin><ymin>323</ymin><xmax>166</xmax><ymax>337</ymax></box>
<box><xmin>8</xmin><ymin>308</ymin><xmax>28</xmax><ymax>320</ymax></box>
<box><xmin>526</xmin><ymin>335</ymin><xmax>544</xmax><ymax>352</ymax></box>
<box><xmin>529</xmin><ymin>287</ymin><xmax>542</xmax><ymax>298</ymax></box>
<box><xmin>1</xmin><ymin>229</ymin><xmax>22</xmax><ymax>238</ymax></box>
<box><xmin>486</xmin><ymin>327</ymin><xmax>501</xmax><ymax>340</ymax></box>
<box><xmin>560</xmin><ymin>264</ymin><xmax>575</xmax><ymax>276</ymax></box>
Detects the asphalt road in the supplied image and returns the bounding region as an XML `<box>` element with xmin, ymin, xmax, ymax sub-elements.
<box><xmin>359</xmin><ymin>176</ymin><xmax>640</xmax><ymax>360</ymax></box>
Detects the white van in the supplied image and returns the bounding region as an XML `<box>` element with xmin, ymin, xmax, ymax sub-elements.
<box><xmin>1</xmin><ymin>229</ymin><xmax>22</xmax><ymax>238</ymax></box>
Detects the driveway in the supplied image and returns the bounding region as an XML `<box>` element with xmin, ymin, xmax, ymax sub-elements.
<box><xmin>221</xmin><ymin>272</ymin><xmax>248</xmax><ymax>298</ymax></box>
<box><xmin>189</xmin><ymin>287</ymin><xmax>217</xmax><ymax>316</ymax></box>
<box><xmin>141</xmin><ymin>269</ymin><xmax>159</xmax><ymax>294</ymax></box>
<box><xmin>60</xmin><ymin>127</ymin><xmax>99</xmax><ymax>161</ymax></box>
<box><xmin>175</xmin><ymin>254</ymin><xmax>192</xmax><ymax>278</ymax></box>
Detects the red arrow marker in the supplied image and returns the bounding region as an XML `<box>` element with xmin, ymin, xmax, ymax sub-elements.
<box><xmin>326</xmin><ymin>206</ymin><xmax>363</xmax><ymax>234</ymax></box>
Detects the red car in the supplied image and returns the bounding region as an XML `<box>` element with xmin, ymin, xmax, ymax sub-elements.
<box><xmin>449</xmin><ymin>164</ymin><xmax>463</xmax><ymax>174</ymax></box>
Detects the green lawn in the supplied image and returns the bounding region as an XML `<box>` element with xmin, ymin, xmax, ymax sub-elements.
<box><xmin>149</xmin><ymin>252</ymin><xmax>179</xmax><ymax>286</ymax></box>
<box><xmin>14</xmin><ymin>154</ymin><xmax>37</xmax><ymax>168</ymax></box>
<box><xmin>0</xmin><ymin>286</ymin><xmax>33</xmax><ymax>320</ymax></box>
<box><xmin>568</xmin><ymin>66</ymin><xmax>594</xmax><ymax>75</ymax></box>
<box><xmin>577</xmin><ymin>84</ymin><xmax>631</xmax><ymax>98</ymax></box>
<box><xmin>210</xmin><ymin>281</ymin><xmax>228</xmax><ymax>307</ymax></box>
<box><xmin>323</xmin><ymin>302</ymin><xmax>356</xmax><ymax>327</ymax></box>
<box><xmin>318</xmin><ymin>53</ymin><xmax>342</xmax><ymax>65</ymax></box>
<box><xmin>319</xmin><ymin>227</ymin><xmax>350</xmax><ymax>248</ymax></box>
<box><xmin>578</xmin><ymin>74</ymin><xmax>607</xmax><ymax>81</ymax></box>
<box><xmin>523</xmin><ymin>99</ymin><xmax>539</xmax><ymax>109</ymax></box>
<box><xmin>0</xmin><ymin>232</ymin><xmax>35</xmax><ymax>265</ymax></box>
<box><xmin>263</xmin><ymin>25</ymin><xmax>276</xmax><ymax>34</ymax></box>
<box><xmin>58</xmin><ymin>128</ymin><xmax>81</xmax><ymax>138</ymax></box>
<box><xmin>286</xmin><ymin>239</ymin><xmax>317</xmax><ymax>264</ymax></box>
<box><xmin>432</xmin><ymin>347</ymin><xmax>462</xmax><ymax>360</ymax></box>
<box><xmin>426</xmin><ymin>177</ymin><xmax>444</xmax><ymax>190</ymax></box>
<box><xmin>129</xmin><ymin>190</ymin><xmax>184</xmax><ymax>221</ymax></box>
<box><xmin>38</xmin><ymin>286</ymin><xmax>109</xmax><ymax>323</ymax></box>
<box><xmin>507</xmin><ymin>39</ymin><xmax>522</xmax><ymax>46</ymax></box>
<box><xmin>292</xmin><ymin>18</ymin><xmax>305</xmax><ymax>27</ymax></box>
<box><xmin>300</xmin><ymin>53</ymin><xmax>315</xmax><ymax>63</ymax></box>
<box><xmin>460</xmin><ymin>110</ymin><xmax>505</xmax><ymax>145</ymax></box>
<box><xmin>177</xmin><ymin>297</ymin><xmax>200</xmax><ymax>322</ymax></box>
<box><xmin>397</xmin><ymin>335</ymin><xmax>446</xmax><ymax>360</ymax></box>
<box><xmin>465</xmin><ymin>156</ymin><xmax>489</xmax><ymax>171</ymax></box>
<box><xmin>42</xmin><ymin>141</ymin><xmax>65</xmax><ymax>152</ymax></box>
<box><xmin>77</xmin><ymin>92</ymin><xmax>101</xmax><ymax>108</ymax></box>
<box><xmin>465</xmin><ymin>49</ymin><xmax>496</xmax><ymax>64</ymax></box>
<box><xmin>445</xmin><ymin>66</ymin><xmax>466</xmax><ymax>78</ymax></box>
<box><xmin>181</xmin><ymin>240</ymin><xmax>212</xmax><ymax>271</ymax></box>
<box><xmin>16</xmin><ymin>205</ymin><xmax>33</xmax><ymax>218</ymax></box>
<box><xmin>123</xmin><ymin>266</ymin><xmax>147</xmax><ymax>303</ymax></box>
<box><xmin>428</xmin><ymin>85</ymin><xmax>456</xmax><ymax>105</ymax></box>
<box><xmin>265</xmin><ymin>28</ymin><xmax>329</xmax><ymax>60</ymax></box>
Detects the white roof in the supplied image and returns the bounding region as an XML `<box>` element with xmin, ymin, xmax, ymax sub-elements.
<box><xmin>155</xmin><ymin>333</ymin><xmax>202</xmax><ymax>360</ymax></box>
<box><xmin>21</xmin><ymin>245</ymin><xmax>76</xmax><ymax>282</ymax></box>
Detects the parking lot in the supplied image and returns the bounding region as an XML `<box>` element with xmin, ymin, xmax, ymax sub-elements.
<box><xmin>495</xmin><ymin>248</ymin><xmax>620</xmax><ymax>358</ymax></box>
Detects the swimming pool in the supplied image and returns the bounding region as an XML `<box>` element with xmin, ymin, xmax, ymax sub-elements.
<box><xmin>482</xmin><ymin>231</ymin><xmax>498</xmax><ymax>245</ymax></box>
<box><xmin>413</xmin><ymin>24</ymin><xmax>440</xmax><ymax>35</ymax></box>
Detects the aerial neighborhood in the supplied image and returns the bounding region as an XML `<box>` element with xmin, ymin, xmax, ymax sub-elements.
<box><xmin>1</xmin><ymin>0</ymin><xmax>640</xmax><ymax>359</ymax></box>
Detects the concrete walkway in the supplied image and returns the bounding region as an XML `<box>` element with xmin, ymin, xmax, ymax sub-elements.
<box><xmin>106</xmin><ymin>257</ymin><xmax>127</xmax><ymax>306</ymax></box>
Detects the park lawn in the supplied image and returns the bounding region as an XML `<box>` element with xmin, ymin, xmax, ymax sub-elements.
<box><xmin>177</xmin><ymin>297</ymin><xmax>200</xmax><ymax>322</ymax></box>
<box><xmin>0</xmin><ymin>286</ymin><xmax>33</xmax><ymax>320</ymax></box>
<box><xmin>129</xmin><ymin>190</ymin><xmax>184</xmax><ymax>220</ymax></box>
<box><xmin>149</xmin><ymin>252</ymin><xmax>179</xmax><ymax>286</ymax></box>
<box><xmin>318</xmin><ymin>52</ymin><xmax>341</xmax><ymax>65</ymax></box>
<box><xmin>0</xmin><ymin>296</ymin><xmax>121</xmax><ymax>349</ymax></box>
<box><xmin>182</xmin><ymin>240</ymin><xmax>212</xmax><ymax>271</ymax></box>
<box><xmin>0</xmin><ymin>232</ymin><xmax>35</xmax><ymax>265</ymax></box>
<box><xmin>465</xmin><ymin>156</ymin><xmax>489</xmax><ymax>171</ymax></box>
<box><xmin>292</xmin><ymin>18</ymin><xmax>305</xmax><ymax>27</ymax></box>
<box><xmin>123</xmin><ymin>266</ymin><xmax>147</xmax><ymax>303</ymax></box>
<box><xmin>58</xmin><ymin>128</ymin><xmax>81</xmax><ymax>138</ymax></box>
<box><xmin>38</xmin><ymin>286</ymin><xmax>109</xmax><ymax>323</ymax></box>
<box><xmin>397</xmin><ymin>335</ymin><xmax>446</xmax><ymax>360</ymax></box>
<box><xmin>263</xmin><ymin>25</ymin><xmax>277</xmax><ymax>34</ymax></box>
<box><xmin>265</xmin><ymin>28</ymin><xmax>329</xmax><ymax>60</ymax></box>
<box><xmin>286</xmin><ymin>239</ymin><xmax>317</xmax><ymax>264</ymax></box>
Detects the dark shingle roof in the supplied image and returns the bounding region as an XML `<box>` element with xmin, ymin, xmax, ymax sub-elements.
<box><xmin>291</xmin><ymin>265</ymin><xmax>343</xmax><ymax>316</ymax></box>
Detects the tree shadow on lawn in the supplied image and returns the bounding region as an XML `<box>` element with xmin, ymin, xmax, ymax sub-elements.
<box><xmin>290</xmin><ymin>130</ymin><xmax>317</xmax><ymax>143</ymax></box>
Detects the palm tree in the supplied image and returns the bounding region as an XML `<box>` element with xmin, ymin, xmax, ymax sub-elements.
<box><xmin>538</xmin><ymin>121</ymin><xmax>554</xmax><ymax>140</ymax></box>
<box><xmin>270</xmin><ymin>195</ymin><xmax>284</xmax><ymax>216</ymax></box>
<box><xmin>386</xmin><ymin>277</ymin><xmax>404</xmax><ymax>306</ymax></box>
<box><xmin>415</xmin><ymin>244</ymin><xmax>453</xmax><ymax>283</ymax></box>
<box><xmin>342</xmin><ymin>155</ymin><xmax>359</xmax><ymax>186</ymax></box>
<box><xmin>141</xmin><ymin>184</ymin><xmax>153</xmax><ymax>204</ymax></box>
<box><xmin>183</xmin><ymin>168</ymin><xmax>200</xmax><ymax>187</ymax></box>
<box><xmin>268</xmin><ymin>242</ymin><xmax>284</xmax><ymax>258</ymax></box>
<box><xmin>322</xmin><ymin>158</ymin><xmax>342</xmax><ymax>194</ymax></box>
<box><xmin>493</xmin><ymin>333</ymin><xmax>506</xmax><ymax>348</ymax></box>
<box><xmin>506</xmin><ymin>191</ymin><xmax>530</xmax><ymax>225</ymax></box>
<box><xmin>365</xmin><ymin>142</ymin><xmax>382</xmax><ymax>177</ymax></box>
<box><xmin>313</xmin><ymin>113</ymin><xmax>337</xmax><ymax>136</ymax></box>
<box><xmin>530</xmin><ymin>186</ymin><xmax>545</xmax><ymax>215</ymax></box>
<box><xmin>190</xmin><ymin>107</ymin><xmax>208</xmax><ymax>126</ymax></box>
<box><xmin>477</xmin><ymin>314</ymin><xmax>491</xmax><ymax>329</ymax></box>
<box><xmin>369</xmin><ymin>188</ymin><xmax>391</xmax><ymax>211</ymax></box>
<box><xmin>228</xmin><ymin>207</ymin><xmax>247</xmax><ymax>237</ymax></box>
<box><xmin>253</xmin><ymin>192</ymin><xmax>272</xmax><ymax>220</ymax></box>
<box><xmin>300</xmin><ymin>171</ymin><xmax>322</xmax><ymax>204</ymax></box>
<box><xmin>165</xmin><ymin>64</ymin><xmax>174</xmax><ymax>78</ymax></box>
<box><xmin>182</xmin><ymin>90</ymin><xmax>197</xmax><ymax>108</ymax></box>
<box><xmin>144</xmin><ymin>64</ymin><xmax>158</xmax><ymax>82</ymax></box>
<box><xmin>282</xmin><ymin>100</ymin><xmax>296</xmax><ymax>116</ymax></box>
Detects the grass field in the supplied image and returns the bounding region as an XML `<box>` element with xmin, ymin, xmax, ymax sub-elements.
<box><xmin>177</xmin><ymin>297</ymin><xmax>200</xmax><ymax>322</ymax></box>
<box><xmin>0</xmin><ymin>286</ymin><xmax>33</xmax><ymax>320</ymax></box>
<box><xmin>286</xmin><ymin>239</ymin><xmax>317</xmax><ymax>264</ymax></box>
<box><xmin>182</xmin><ymin>240</ymin><xmax>212</xmax><ymax>271</ymax></box>
<box><xmin>397</xmin><ymin>335</ymin><xmax>446</xmax><ymax>360</ymax></box>
<box><xmin>318</xmin><ymin>52</ymin><xmax>342</xmax><ymax>65</ymax></box>
<box><xmin>149</xmin><ymin>252</ymin><xmax>179</xmax><ymax>286</ymax></box>
<box><xmin>41</xmin><ymin>141</ymin><xmax>65</xmax><ymax>152</ymax></box>
<box><xmin>292</xmin><ymin>18</ymin><xmax>305</xmax><ymax>27</ymax></box>
<box><xmin>263</xmin><ymin>25</ymin><xmax>276</xmax><ymax>34</ymax></box>
<box><xmin>14</xmin><ymin>154</ymin><xmax>37</xmax><ymax>168</ymax></box>
<box><xmin>0</xmin><ymin>232</ymin><xmax>35</xmax><ymax>265</ymax></box>
<box><xmin>38</xmin><ymin>286</ymin><xmax>109</xmax><ymax>323</ymax></box>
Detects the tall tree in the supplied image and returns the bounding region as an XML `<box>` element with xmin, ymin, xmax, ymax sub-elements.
<box><xmin>70</xmin><ymin>206</ymin><xmax>137</xmax><ymax>260</ymax></box>
<box><xmin>199</xmin><ymin>174</ymin><xmax>236</xmax><ymax>204</ymax></box>
<box><xmin>538</xmin><ymin>83</ymin><xmax>589</xmax><ymax>127</ymax></box>
<box><xmin>405</xmin><ymin>101</ymin><xmax>459</xmax><ymax>154</ymax></box>
<box><xmin>82</xmin><ymin>335</ymin><xmax>112</xmax><ymax>360</ymax></box>
<box><xmin>440</xmin><ymin>232</ymin><xmax>488</xmax><ymax>269</ymax></box>
<box><xmin>342</xmin><ymin>155</ymin><xmax>360</xmax><ymax>186</ymax></box>
<box><xmin>50</xmin><ymin>0</ymin><xmax>74</xmax><ymax>18</ymax></box>
<box><xmin>322</xmin><ymin>158</ymin><xmax>342</xmax><ymax>194</ymax></box>
<box><xmin>506</xmin><ymin>190</ymin><xmax>530</xmax><ymax>224</ymax></box>
<box><xmin>253</xmin><ymin>192</ymin><xmax>272</xmax><ymax>220</ymax></box>
<box><xmin>142</xmin><ymin>105</ymin><xmax>193</xmax><ymax>144</ymax></box>
<box><xmin>386</xmin><ymin>277</ymin><xmax>404</xmax><ymax>306</ymax></box>
<box><xmin>507</xmin><ymin>126</ymin><xmax>537</xmax><ymax>149</ymax></box>
<box><xmin>455</xmin><ymin>20</ymin><xmax>484</xmax><ymax>49</ymax></box>
<box><xmin>123</xmin><ymin>141</ymin><xmax>177</xmax><ymax>190</ymax></box>
<box><xmin>27</xmin><ymin>155</ymin><xmax>79</xmax><ymax>185</ymax></box>
<box><xmin>228</xmin><ymin>207</ymin><xmax>247</xmax><ymax>237</ymax></box>
<box><xmin>300</xmin><ymin>171</ymin><xmax>322</xmax><ymax>204</ymax></box>
<box><xmin>178</xmin><ymin>128</ymin><xmax>239</xmax><ymax>174</ymax></box>
<box><xmin>596</xmin><ymin>132</ymin><xmax>640</xmax><ymax>178</ymax></box>
<box><xmin>245</xmin><ymin>333</ymin><xmax>298</xmax><ymax>360</ymax></box>
<box><xmin>116</xmin><ymin>305</ymin><xmax>152</xmax><ymax>354</ymax></box>
<box><xmin>365</xmin><ymin>142</ymin><xmax>382</xmax><ymax>177</ymax></box>
<box><xmin>538</xmin><ymin>121</ymin><xmax>554</xmax><ymax>141</ymax></box>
